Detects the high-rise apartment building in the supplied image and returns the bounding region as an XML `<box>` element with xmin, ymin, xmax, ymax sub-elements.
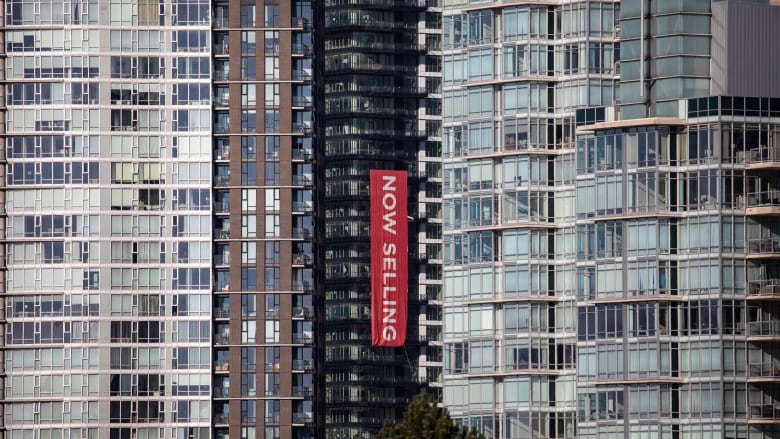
<box><xmin>321</xmin><ymin>0</ymin><xmax>443</xmax><ymax>437</ymax></box>
<box><xmin>1</xmin><ymin>0</ymin><xmax>315</xmax><ymax>438</ymax></box>
<box><xmin>210</xmin><ymin>1</ymin><xmax>315</xmax><ymax>439</ymax></box>
<box><xmin>442</xmin><ymin>0</ymin><xmax>780</xmax><ymax>438</ymax></box>
<box><xmin>441</xmin><ymin>1</ymin><xmax>619</xmax><ymax>437</ymax></box>
<box><xmin>0</xmin><ymin>0</ymin><xmax>443</xmax><ymax>438</ymax></box>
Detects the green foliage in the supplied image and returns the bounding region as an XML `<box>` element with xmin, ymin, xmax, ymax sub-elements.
<box><xmin>377</xmin><ymin>394</ymin><xmax>486</xmax><ymax>439</ymax></box>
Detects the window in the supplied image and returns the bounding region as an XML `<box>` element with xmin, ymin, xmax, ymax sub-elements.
<box><xmin>242</xmin><ymin>136</ymin><xmax>257</xmax><ymax>159</ymax></box>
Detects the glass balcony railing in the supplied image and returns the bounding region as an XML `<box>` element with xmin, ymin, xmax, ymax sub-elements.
<box><xmin>748</xmin><ymin>321</ymin><xmax>780</xmax><ymax>337</ymax></box>
<box><xmin>749</xmin><ymin>362</ymin><xmax>780</xmax><ymax>378</ymax></box>
<box><xmin>292</xmin><ymin>412</ymin><xmax>314</xmax><ymax>424</ymax></box>
<box><xmin>292</xmin><ymin>359</ymin><xmax>313</xmax><ymax>370</ymax></box>
<box><xmin>749</xmin><ymin>279</ymin><xmax>780</xmax><ymax>297</ymax></box>
<box><xmin>748</xmin><ymin>238</ymin><xmax>780</xmax><ymax>256</ymax></box>
<box><xmin>749</xmin><ymin>404</ymin><xmax>780</xmax><ymax>420</ymax></box>
<box><xmin>747</xmin><ymin>145</ymin><xmax>780</xmax><ymax>165</ymax></box>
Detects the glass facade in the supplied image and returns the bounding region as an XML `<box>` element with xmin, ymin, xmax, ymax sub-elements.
<box><xmin>441</xmin><ymin>1</ymin><xmax>618</xmax><ymax>437</ymax></box>
<box><xmin>321</xmin><ymin>0</ymin><xmax>442</xmax><ymax>436</ymax></box>
<box><xmin>2</xmin><ymin>0</ymin><xmax>315</xmax><ymax>438</ymax></box>
<box><xmin>210</xmin><ymin>1</ymin><xmax>315</xmax><ymax>439</ymax></box>
<box><xmin>575</xmin><ymin>96</ymin><xmax>780</xmax><ymax>438</ymax></box>
<box><xmin>619</xmin><ymin>0</ymin><xmax>711</xmax><ymax>119</ymax></box>
<box><xmin>3</xmin><ymin>0</ymin><xmax>213</xmax><ymax>437</ymax></box>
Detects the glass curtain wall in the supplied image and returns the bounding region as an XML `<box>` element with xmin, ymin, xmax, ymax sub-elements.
<box><xmin>3</xmin><ymin>0</ymin><xmax>212</xmax><ymax>438</ymax></box>
<box><xmin>441</xmin><ymin>1</ymin><xmax>618</xmax><ymax>437</ymax></box>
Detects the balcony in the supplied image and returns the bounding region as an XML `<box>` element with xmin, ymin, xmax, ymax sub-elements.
<box><xmin>214</xmin><ymin>122</ymin><xmax>230</xmax><ymax>134</ymax></box>
<box><xmin>214</xmin><ymin>145</ymin><xmax>230</xmax><ymax>160</ymax></box>
<box><xmin>214</xmin><ymin>226</ymin><xmax>230</xmax><ymax>240</ymax></box>
<box><xmin>293</xmin><ymin>201</ymin><xmax>314</xmax><ymax>212</ymax></box>
<box><xmin>214</xmin><ymin>413</ymin><xmax>229</xmax><ymax>425</ymax></box>
<box><xmin>748</xmin><ymin>238</ymin><xmax>780</xmax><ymax>259</ymax></box>
<box><xmin>213</xmin><ymin>387</ymin><xmax>230</xmax><ymax>398</ymax></box>
<box><xmin>214</xmin><ymin>360</ymin><xmax>230</xmax><ymax>372</ymax></box>
<box><xmin>747</xmin><ymin>190</ymin><xmax>780</xmax><ymax>215</ymax></box>
<box><xmin>749</xmin><ymin>404</ymin><xmax>780</xmax><ymax>422</ymax></box>
<box><xmin>293</xmin><ymin>96</ymin><xmax>314</xmax><ymax>108</ymax></box>
<box><xmin>749</xmin><ymin>280</ymin><xmax>780</xmax><ymax>299</ymax></box>
<box><xmin>746</xmin><ymin>145</ymin><xmax>780</xmax><ymax>170</ymax></box>
<box><xmin>749</xmin><ymin>362</ymin><xmax>780</xmax><ymax>380</ymax></box>
<box><xmin>292</xmin><ymin>253</ymin><xmax>313</xmax><ymax>266</ymax></box>
<box><xmin>293</xmin><ymin>175</ymin><xmax>313</xmax><ymax>187</ymax></box>
<box><xmin>293</xmin><ymin>386</ymin><xmax>313</xmax><ymax>397</ymax></box>
<box><xmin>325</xmin><ymin>0</ymin><xmax>427</xmax><ymax>11</ymax></box>
<box><xmin>293</xmin><ymin>69</ymin><xmax>313</xmax><ymax>82</ymax></box>
<box><xmin>292</xmin><ymin>44</ymin><xmax>313</xmax><ymax>56</ymax></box>
<box><xmin>292</xmin><ymin>122</ymin><xmax>313</xmax><ymax>135</ymax></box>
<box><xmin>292</xmin><ymin>412</ymin><xmax>314</xmax><ymax>425</ymax></box>
<box><xmin>213</xmin><ymin>17</ymin><xmax>228</xmax><ymax>28</ymax></box>
<box><xmin>292</xmin><ymin>228</ymin><xmax>312</xmax><ymax>240</ymax></box>
<box><xmin>747</xmin><ymin>321</ymin><xmax>780</xmax><ymax>339</ymax></box>
<box><xmin>292</xmin><ymin>281</ymin><xmax>313</xmax><ymax>293</ymax></box>
<box><xmin>325</xmin><ymin>40</ymin><xmax>427</xmax><ymax>54</ymax></box>
<box><xmin>214</xmin><ymin>306</ymin><xmax>230</xmax><ymax>319</ymax></box>
<box><xmin>214</xmin><ymin>200</ymin><xmax>230</xmax><ymax>214</ymax></box>
<box><xmin>292</xmin><ymin>17</ymin><xmax>311</xmax><ymax>30</ymax></box>
<box><xmin>293</xmin><ymin>332</ymin><xmax>314</xmax><ymax>345</ymax></box>
<box><xmin>214</xmin><ymin>70</ymin><xmax>229</xmax><ymax>81</ymax></box>
<box><xmin>292</xmin><ymin>359</ymin><xmax>314</xmax><ymax>371</ymax></box>
<box><xmin>214</xmin><ymin>333</ymin><xmax>230</xmax><ymax>345</ymax></box>
<box><xmin>214</xmin><ymin>175</ymin><xmax>230</xmax><ymax>187</ymax></box>
<box><xmin>325</xmin><ymin>16</ymin><xmax>416</xmax><ymax>31</ymax></box>
<box><xmin>214</xmin><ymin>42</ymin><xmax>230</xmax><ymax>56</ymax></box>
<box><xmin>293</xmin><ymin>306</ymin><xmax>312</xmax><ymax>319</ymax></box>
<box><xmin>292</xmin><ymin>148</ymin><xmax>313</xmax><ymax>161</ymax></box>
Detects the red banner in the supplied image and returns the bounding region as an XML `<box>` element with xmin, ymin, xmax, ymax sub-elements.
<box><xmin>370</xmin><ymin>170</ymin><xmax>408</xmax><ymax>347</ymax></box>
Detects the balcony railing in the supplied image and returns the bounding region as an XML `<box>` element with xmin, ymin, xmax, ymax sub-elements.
<box><xmin>292</xmin><ymin>412</ymin><xmax>314</xmax><ymax>424</ymax></box>
<box><xmin>292</xmin><ymin>96</ymin><xmax>314</xmax><ymax>107</ymax></box>
<box><xmin>292</xmin><ymin>44</ymin><xmax>313</xmax><ymax>56</ymax></box>
<box><xmin>214</xmin><ymin>360</ymin><xmax>230</xmax><ymax>372</ymax></box>
<box><xmin>214</xmin><ymin>413</ymin><xmax>229</xmax><ymax>424</ymax></box>
<box><xmin>293</xmin><ymin>201</ymin><xmax>314</xmax><ymax>212</ymax></box>
<box><xmin>293</xmin><ymin>306</ymin><xmax>312</xmax><ymax>319</ymax></box>
<box><xmin>292</xmin><ymin>70</ymin><xmax>312</xmax><ymax>82</ymax></box>
<box><xmin>747</xmin><ymin>145</ymin><xmax>780</xmax><ymax>165</ymax></box>
<box><xmin>748</xmin><ymin>321</ymin><xmax>780</xmax><ymax>337</ymax></box>
<box><xmin>214</xmin><ymin>122</ymin><xmax>230</xmax><ymax>133</ymax></box>
<box><xmin>292</xmin><ymin>175</ymin><xmax>313</xmax><ymax>186</ymax></box>
<box><xmin>749</xmin><ymin>404</ymin><xmax>780</xmax><ymax>420</ymax></box>
<box><xmin>748</xmin><ymin>238</ymin><xmax>780</xmax><ymax>256</ymax></box>
<box><xmin>214</xmin><ymin>201</ymin><xmax>230</xmax><ymax>214</ymax></box>
<box><xmin>292</xmin><ymin>17</ymin><xmax>311</xmax><ymax>30</ymax></box>
<box><xmin>293</xmin><ymin>386</ymin><xmax>313</xmax><ymax>397</ymax></box>
<box><xmin>747</xmin><ymin>190</ymin><xmax>780</xmax><ymax>209</ymax></box>
<box><xmin>293</xmin><ymin>332</ymin><xmax>314</xmax><ymax>344</ymax></box>
<box><xmin>292</xmin><ymin>149</ymin><xmax>313</xmax><ymax>161</ymax></box>
<box><xmin>292</xmin><ymin>359</ymin><xmax>313</xmax><ymax>370</ymax></box>
<box><xmin>292</xmin><ymin>281</ymin><xmax>312</xmax><ymax>292</ymax></box>
<box><xmin>292</xmin><ymin>228</ymin><xmax>311</xmax><ymax>239</ymax></box>
<box><xmin>749</xmin><ymin>362</ymin><xmax>780</xmax><ymax>378</ymax></box>
<box><xmin>214</xmin><ymin>307</ymin><xmax>230</xmax><ymax>318</ymax></box>
<box><xmin>214</xmin><ymin>175</ymin><xmax>230</xmax><ymax>186</ymax></box>
<box><xmin>749</xmin><ymin>279</ymin><xmax>780</xmax><ymax>297</ymax></box>
<box><xmin>214</xmin><ymin>334</ymin><xmax>230</xmax><ymax>345</ymax></box>
<box><xmin>292</xmin><ymin>254</ymin><xmax>312</xmax><ymax>265</ymax></box>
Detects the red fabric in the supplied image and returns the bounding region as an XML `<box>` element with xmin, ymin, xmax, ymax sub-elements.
<box><xmin>370</xmin><ymin>170</ymin><xmax>408</xmax><ymax>347</ymax></box>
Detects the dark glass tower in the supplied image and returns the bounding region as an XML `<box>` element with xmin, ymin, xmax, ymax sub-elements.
<box><xmin>320</xmin><ymin>0</ymin><xmax>442</xmax><ymax>437</ymax></box>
